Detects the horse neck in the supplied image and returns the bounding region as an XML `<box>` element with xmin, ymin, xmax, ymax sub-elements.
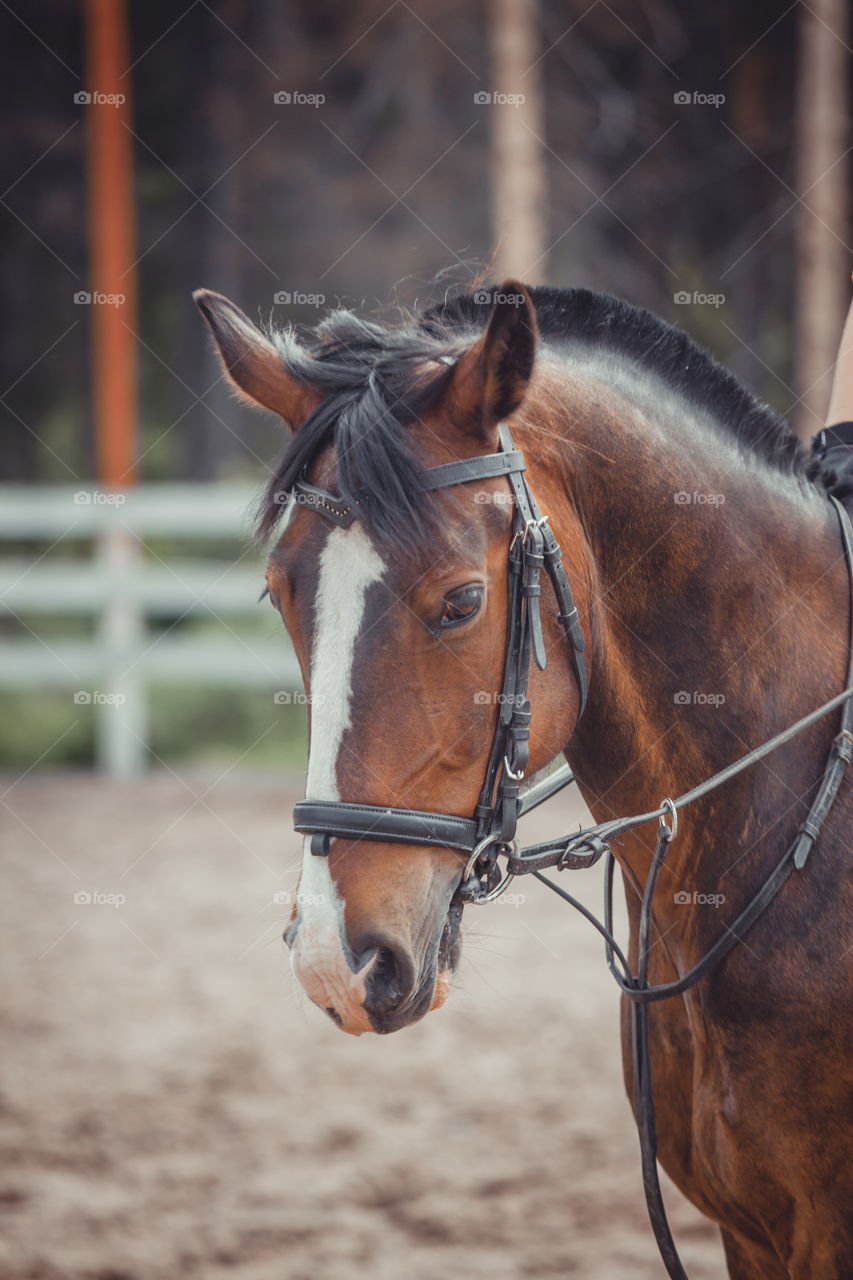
<box><xmin>541</xmin><ymin>359</ymin><xmax>849</xmax><ymax>908</ymax></box>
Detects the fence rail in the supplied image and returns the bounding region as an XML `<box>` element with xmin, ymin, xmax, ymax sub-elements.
<box><xmin>0</xmin><ymin>485</ymin><xmax>302</xmax><ymax>776</ymax></box>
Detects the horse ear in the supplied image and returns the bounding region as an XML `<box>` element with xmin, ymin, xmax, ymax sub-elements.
<box><xmin>443</xmin><ymin>281</ymin><xmax>538</xmax><ymax>440</ymax></box>
<box><xmin>193</xmin><ymin>289</ymin><xmax>316</xmax><ymax>427</ymax></box>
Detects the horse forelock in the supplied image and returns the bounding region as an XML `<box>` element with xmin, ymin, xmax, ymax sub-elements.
<box><xmin>257</xmin><ymin>284</ymin><xmax>852</xmax><ymax>562</ymax></box>
<box><xmin>256</xmin><ymin>310</ymin><xmax>467</xmax><ymax>553</ymax></box>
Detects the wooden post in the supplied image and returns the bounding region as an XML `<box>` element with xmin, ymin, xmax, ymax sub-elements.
<box><xmin>794</xmin><ymin>0</ymin><xmax>848</xmax><ymax>442</ymax></box>
<box><xmin>84</xmin><ymin>0</ymin><xmax>138</xmax><ymax>485</ymax></box>
<box><xmin>488</xmin><ymin>0</ymin><xmax>547</xmax><ymax>283</ymax></box>
<box><xmin>84</xmin><ymin>0</ymin><xmax>144</xmax><ymax>776</ymax></box>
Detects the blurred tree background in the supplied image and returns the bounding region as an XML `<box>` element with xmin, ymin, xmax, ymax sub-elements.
<box><xmin>4</xmin><ymin>0</ymin><xmax>845</xmax><ymax>486</ymax></box>
<box><xmin>0</xmin><ymin>0</ymin><xmax>849</xmax><ymax>770</ymax></box>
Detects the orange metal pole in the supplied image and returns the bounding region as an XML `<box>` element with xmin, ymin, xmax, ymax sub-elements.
<box><xmin>84</xmin><ymin>0</ymin><xmax>137</xmax><ymax>487</ymax></box>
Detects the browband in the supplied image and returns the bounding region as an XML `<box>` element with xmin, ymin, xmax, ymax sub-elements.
<box><xmin>291</xmin><ymin>448</ymin><xmax>526</xmax><ymax>527</ymax></box>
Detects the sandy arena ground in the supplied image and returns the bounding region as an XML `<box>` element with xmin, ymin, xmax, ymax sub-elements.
<box><xmin>0</xmin><ymin>775</ymin><xmax>728</xmax><ymax>1279</ymax></box>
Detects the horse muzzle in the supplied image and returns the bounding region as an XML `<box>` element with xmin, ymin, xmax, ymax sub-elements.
<box><xmin>286</xmin><ymin>895</ymin><xmax>462</xmax><ymax>1035</ymax></box>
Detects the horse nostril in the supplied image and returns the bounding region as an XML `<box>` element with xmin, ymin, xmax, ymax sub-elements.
<box><xmin>356</xmin><ymin>941</ymin><xmax>415</xmax><ymax>1015</ymax></box>
<box><xmin>373</xmin><ymin>946</ymin><xmax>404</xmax><ymax>1001</ymax></box>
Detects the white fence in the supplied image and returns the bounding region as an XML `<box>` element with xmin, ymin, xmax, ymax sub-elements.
<box><xmin>0</xmin><ymin>485</ymin><xmax>302</xmax><ymax>777</ymax></box>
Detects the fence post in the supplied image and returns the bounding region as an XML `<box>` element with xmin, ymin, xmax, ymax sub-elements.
<box><xmin>96</xmin><ymin>521</ymin><xmax>147</xmax><ymax>777</ymax></box>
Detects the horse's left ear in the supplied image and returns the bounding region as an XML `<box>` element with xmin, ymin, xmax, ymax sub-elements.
<box><xmin>443</xmin><ymin>281</ymin><xmax>538</xmax><ymax>441</ymax></box>
<box><xmin>193</xmin><ymin>288</ymin><xmax>317</xmax><ymax>428</ymax></box>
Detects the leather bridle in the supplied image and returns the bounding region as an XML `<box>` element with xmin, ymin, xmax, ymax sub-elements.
<box><xmin>292</xmin><ymin>422</ymin><xmax>590</xmax><ymax>901</ymax></box>
<box><xmin>287</xmin><ymin>424</ymin><xmax>853</xmax><ymax>1280</ymax></box>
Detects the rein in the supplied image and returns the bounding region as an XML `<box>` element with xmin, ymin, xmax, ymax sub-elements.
<box><xmin>289</xmin><ymin>428</ymin><xmax>853</xmax><ymax>1279</ymax></box>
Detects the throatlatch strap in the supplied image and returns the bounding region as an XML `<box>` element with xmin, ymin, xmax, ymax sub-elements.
<box><xmin>497</xmin><ymin>423</ymin><xmax>589</xmax><ymax>717</ymax></box>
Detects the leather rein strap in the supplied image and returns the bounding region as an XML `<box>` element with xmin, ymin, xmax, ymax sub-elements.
<box><xmin>525</xmin><ymin>494</ymin><xmax>853</xmax><ymax>1280</ymax></box>
<box><xmin>287</xmin><ymin>420</ymin><xmax>853</xmax><ymax>1279</ymax></box>
<box><xmin>292</xmin><ymin>423</ymin><xmax>589</xmax><ymax>867</ymax></box>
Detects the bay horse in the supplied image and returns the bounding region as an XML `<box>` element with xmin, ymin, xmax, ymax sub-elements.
<box><xmin>195</xmin><ymin>281</ymin><xmax>853</xmax><ymax>1277</ymax></box>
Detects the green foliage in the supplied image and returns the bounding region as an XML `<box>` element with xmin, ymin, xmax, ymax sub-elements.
<box><xmin>0</xmin><ymin>685</ymin><xmax>308</xmax><ymax>773</ymax></box>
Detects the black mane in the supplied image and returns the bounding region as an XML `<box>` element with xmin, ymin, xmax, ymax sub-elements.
<box><xmin>256</xmin><ymin>309</ymin><xmax>467</xmax><ymax>552</ymax></box>
<box><xmin>258</xmin><ymin>286</ymin><xmax>847</xmax><ymax>547</ymax></box>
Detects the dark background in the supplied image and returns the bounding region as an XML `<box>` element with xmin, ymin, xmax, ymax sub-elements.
<box><xmin>0</xmin><ymin>0</ymin><xmax>823</xmax><ymax>488</ymax></box>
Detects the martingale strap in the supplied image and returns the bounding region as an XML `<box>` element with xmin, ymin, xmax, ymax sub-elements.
<box><xmin>523</xmin><ymin>493</ymin><xmax>853</xmax><ymax>1280</ymax></box>
<box><xmin>291</xmin><ymin>423</ymin><xmax>590</xmax><ymax>862</ymax></box>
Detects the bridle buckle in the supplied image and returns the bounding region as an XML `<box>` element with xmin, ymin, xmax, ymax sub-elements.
<box><xmin>458</xmin><ymin>834</ymin><xmax>519</xmax><ymax>905</ymax></box>
<box><xmin>510</xmin><ymin>514</ymin><xmax>550</xmax><ymax>552</ymax></box>
<box><xmin>502</xmin><ymin>753</ymin><xmax>525</xmax><ymax>782</ymax></box>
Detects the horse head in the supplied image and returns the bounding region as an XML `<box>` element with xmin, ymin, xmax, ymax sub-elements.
<box><xmin>195</xmin><ymin>284</ymin><xmax>591</xmax><ymax>1033</ymax></box>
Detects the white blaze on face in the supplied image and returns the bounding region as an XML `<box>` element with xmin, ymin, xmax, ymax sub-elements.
<box><xmin>289</xmin><ymin>523</ymin><xmax>387</xmax><ymax>1033</ymax></box>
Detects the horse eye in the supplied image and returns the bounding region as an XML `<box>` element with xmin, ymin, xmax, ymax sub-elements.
<box><xmin>439</xmin><ymin>585</ymin><xmax>483</xmax><ymax>628</ymax></box>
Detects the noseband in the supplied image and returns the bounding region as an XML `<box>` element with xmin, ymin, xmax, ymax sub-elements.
<box><xmin>287</xmin><ymin>424</ymin><xmax>853</xmax><ymax>1280</ymax></box>
<box><xmin>292</xmin><ymin>422</ymin><xmax>590</xmax><ymax>900</ymax></box>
